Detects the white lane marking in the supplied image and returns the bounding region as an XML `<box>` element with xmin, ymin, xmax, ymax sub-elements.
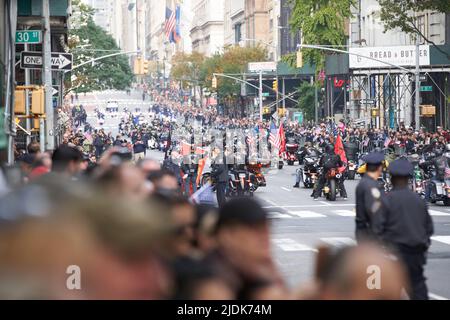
<box><xmin>289</xmin><ymin>211</ymin><xmax>326</xmax><ymax>218</ymax></box>
<box><xmin>333</xmin><ymin>209</ymin><xmax>356</xmax><ymax>217</ymax></box>
<box><xmin>321</xmin><ymin>237</ymin><xmax>357</xmax><ymax>247</ymax></box>
<box><xmin>262</xmin><ymin>204</ymin><xmax>355</xmax><ymax>209</ymax></box>
<box><xmin>429</xmin><ymin>210</ymin><xmax>450</xmax><ymax>216</ymax></box>
<box><xmin>320</xmin><ymin>201</ymin><xmax>331</xmax><ymax>206</ymax></box>
<box><xmin>264</xmin><ymin>199</ymin><xmax>279</xmax><ymax>207</ymax></box>
<box><xmin>272</xmin><ymin>238</ymin><xmax>317</xmax><ymax>252</ymax></box>
<box><xmin>429</xmin><ymin>293</ymin><xmax>449</xmax><ymax>300</ymax></box>
<box><xmin>281</xmin><ymin>187</ymin><xmax>292</xmax><ymax>192</ymax></box>
<box><xmin>431</xmin><ymin>236</ymin><xmax>450</xmax><ymax>245</ymax></box>
<box><xmin>268</xmin><ymin>212</ymin><xmax>293</xmax><ymax>219</ymax></box>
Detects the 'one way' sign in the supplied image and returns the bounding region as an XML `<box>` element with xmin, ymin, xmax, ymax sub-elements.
<box><xmin>20</xmin><ymin>51</ymin><xmax>73</xmax><ymax>71</ymax></box>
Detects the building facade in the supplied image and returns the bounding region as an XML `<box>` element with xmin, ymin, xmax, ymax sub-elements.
<box><xmin>347</xmin><ymin>0</ymin><xmax>450</xmax><ymax>129</ymax></box>
<box><xmin>190</xmin><ymin>0</ymin><xmax>224</xmax><ymax>56</ymax></box>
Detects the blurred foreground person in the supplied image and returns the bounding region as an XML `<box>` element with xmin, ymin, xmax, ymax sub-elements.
<box><xmin>0</xmin><ymin>176</ymin><xmax>173</xmax><ymax>299</ymax></box>
<box><xmin>372</xmin><ymin>158</ymin><xmax>434</xmax><ymax>300</ymax></box>
<box><xmin>317</xmin><ymin>243</ymin><xmax>408</xmax><ymax>300</ymax></box>
<box><xmin>207</xmin><ymin>198</ymin><xmax>289</xmax><ymax>299</ymax></box>
<box><xmin>51</xmin><ymin>145</ymin><xmax>83</xmax><ymax>178</ymax></box>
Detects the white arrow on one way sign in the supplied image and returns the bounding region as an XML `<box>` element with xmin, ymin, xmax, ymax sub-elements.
<box><xmin>51</xmin><ymin>55</ymin><xmax>71</xmax><ymax>69</ymax></box>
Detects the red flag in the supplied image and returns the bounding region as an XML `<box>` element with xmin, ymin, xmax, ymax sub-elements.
<box><xmin>279</xmin><ymin>123</ymin><xmax>286</xmax><ymax>154</ymax></box>
<box><xmin>334</xmin><ymin>134</ymin><xmax>347</xmax><ymax>164</ymax></box>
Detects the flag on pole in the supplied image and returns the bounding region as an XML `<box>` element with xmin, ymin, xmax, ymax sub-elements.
<box><xmin>334</xmin><ymin>134</ymin><xmax>347</xmax><ymax>164</ymax></box>
<box><xmin>269</xmin><ymin>122</ymin><xmax>285</xmax><ymax>152</ymax></box>
<box><xmin>173</xmin><ymin>6</ymin><xmax>181</xmax><ymax>43</ymax></box>
<box><xmin>165</xmin><ymin>7</ymin><xmax>176</xmax><ymax>39</ymax></box>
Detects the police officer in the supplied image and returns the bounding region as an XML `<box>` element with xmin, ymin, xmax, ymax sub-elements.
<box><xmin>355</xmin><ymin>152</ymin><xmax>384</xmax><ymax>242</ymax></box>
<box><xmin>211</xmin><ymin>147</ymin><xmax>228</xmax><ymax>208</ymax></box>
<box><xmin>372</xmin><ymin>158</ymin><xmax>434</xmax><ymax>300</ymax></box>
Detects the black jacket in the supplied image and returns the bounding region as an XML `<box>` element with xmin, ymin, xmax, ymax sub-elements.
<box><xmin>372</xmin><ymin>187</ymin><xmax>434</xmax><ymax>251</ymax></box>
<box><xmin>355</xmin><ymin>175</ymin><xmax>383</xmax><ymax>241</ymax></box>
<box><xmin>211</xmin><ymin>156</ymin><xmax>228</xmax><ymax>183</ymax></box>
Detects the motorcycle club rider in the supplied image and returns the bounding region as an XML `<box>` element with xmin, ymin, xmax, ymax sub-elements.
<box><xmin>312</xmin><ymin>144</ymin><xmax>347</xmax><ymax>200</ymax></box>
<box><xmin>423</xmin><ymin>144</ymin><xmax>450</xmax><ymax>203</ymax></box>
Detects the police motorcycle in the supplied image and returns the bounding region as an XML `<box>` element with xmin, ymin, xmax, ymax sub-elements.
<box><xmin>247</xmin><ymin>161</ymin><xmax>267</xmax><ymax>192</ymax></box>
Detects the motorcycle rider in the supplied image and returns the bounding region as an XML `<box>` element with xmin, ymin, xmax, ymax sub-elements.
<box><xmin>312</xmin><ymin>144</ymin><xmax>347</xmax><ymax>200</ymax></box>
<box><xmin>293</xmin><ymin>142</ymin><xmax>320</xmax><ymax>188</ymax></box>
<box><xmin>423</xmin><ymin>144</ymin><xmax>450</xmax><ymax>203</ymax></box>
<box><xmin>182</xmin><ymin>154</ymin><xmax>199</xmax><ymax>196</ymax></box>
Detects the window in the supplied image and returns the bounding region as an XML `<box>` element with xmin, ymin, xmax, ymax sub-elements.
<box><xmin>417</xmin><ymin>15</ymin><xmax>426</xmax><ymax>44</ymax></box>
<box><xmin>234</xmin><ymin>23</ymin><xmax>242</xmax><ymax>44</ymax></box>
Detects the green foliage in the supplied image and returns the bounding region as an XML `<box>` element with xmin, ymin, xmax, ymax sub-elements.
<box><xmin>296</xmin><ymin>81</ymin><xmax>319</xmax><ymax>121</ymax></box>
<box><xmin>67</xmin><ymin>0</ymin><xmax>134</xmax><ymax>93</ymax></box>
<box><xmin>171</xmin><ymin>51</ymin><xmax>205</xmax><ymax>88</ymax></box>
<box><xmin>289</xmin><ymin>0</ymin><xmax>355</xmax><ymax>72</ymax></box>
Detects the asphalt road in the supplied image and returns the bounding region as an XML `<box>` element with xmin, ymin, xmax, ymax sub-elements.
<box><xmin>80</xmin><ymin>90</ymin><xmax>450</xmax><ymax>300</ymax></box>
<box><xmin>257</xmin><ymin>163</ymin><xmax>450</xmax><ymax>300</ymax></box>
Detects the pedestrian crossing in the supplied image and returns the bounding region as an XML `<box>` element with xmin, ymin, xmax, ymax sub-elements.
<box><xmin>272</xmin><ymin>235</ymin><xmax>450</xmax><ymax>252</ymax></box>
<box><xmin>268</xmin><ymin>208</ymin><xmax>450</xmax><ymax>219</ymax></box>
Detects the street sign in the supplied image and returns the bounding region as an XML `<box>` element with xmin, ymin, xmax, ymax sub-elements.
<box><xmin>52</xmin><ymin>86</ymin><xmax>59</xmax><ymax>96</ymax></box>
<box><xmin>420</xmin><ymin>85</ymin><xmax>432</xmax><ymax>92</ymax></box>
<box><xmin>360</xmin><ymin>99</ymin><xmax>376</xmax><ymax>104</ymax></box>
<box><xmin>409</xmin><ymin>74</ymin><xmax>427</xmax><ymax>82</ymax></box>
<box><xmin>262</xmin><ymin>92</ymin><xmax>270</xmax><ymax>97</ymax></box>
<box><xmin>16</xmin><ymin>30</ymin><xmax>42</xmax><ymax>44</ymax></box>
<box><xmin>248</xmin><ymin>61</ymin><xmax>277</xmax><ymax>73</ymax></box>
<box><xmin>20</xmin><ymin>51</ymin><xmax>73</xmax><ymax>71</ymax></box>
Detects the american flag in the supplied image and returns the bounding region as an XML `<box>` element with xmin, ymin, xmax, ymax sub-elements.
<box><xmin>269</xmin><ymin>122</ymin><xmax>285</xmax><ymax>151</ymax></box>
<box><xmin>165</xmin><ymin>7</ymin><xmax>176</xmax><ymax>39</ymax></box>
<box><xmin>445</xmin><ymin>166</ymin><xmax>450</xmax><ymax>179</ymax></box>
<box><xmin>384</xmin><ymin>136</ymin><xmax>392</xmax><ymax>148</ymax></box>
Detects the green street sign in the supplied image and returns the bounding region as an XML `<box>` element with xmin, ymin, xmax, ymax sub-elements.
<box><xmin>420</xmin><ymin>86</ymin><xmax>432</xmax><ymax>92</ymax></box>
<box><xmin>262</xmin><ymin>92</ymin><xmax>270</xmax><ymax>97</ymax></box>
<box><xmin>16</xmin><ymin>30</ymin><xmax>42</xmax><ymax>44</ymax></box>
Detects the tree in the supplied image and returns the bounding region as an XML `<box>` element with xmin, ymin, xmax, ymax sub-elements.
<box><xmin>171</xmin><ymin>51</ymin><xmax>205</xmax><ymax>88</ymax></box>
<box><xmin>379</xmin><ymin>0</ymin><xmax>450</xmax><ymax>59</ymax></box>
<box><xmin>296</xmin><ymin>81</ymin><xmax>324</xmax><ymax>121</ymax></box>
<box><xmin>289</xmin><ymin>0</ymin><xmax>356</xmax><ymax>72</ymax></box>
<box><xmin>66</xmin><ymin>0</ymin><xmax>134</xmax><ymax>94</ymax></box>
<box><xmin>198</xmin><ymin>46</ymin><xmax>267</xmax><ymax>116</ymax></box>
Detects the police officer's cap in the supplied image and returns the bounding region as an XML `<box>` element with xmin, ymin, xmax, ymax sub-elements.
<box><xmin>363</xmin><ymin>152</ymin><xmax>384</xmax><ymax>165</ymax></box>
<box><xmin>388</xmin><ymin>158</ymin><xmax>414</xmax><ymax>177</ymax></box>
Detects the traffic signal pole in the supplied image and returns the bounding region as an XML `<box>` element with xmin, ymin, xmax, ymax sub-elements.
<box><xmin>259</xmin><ymin>70</ymin><xmax>263</xmax><ymax>122</ymax></box>
<box><xmin>42</xmin><ymin>0</ymin><xmax>54</xmax><ymax>150</ymax></box>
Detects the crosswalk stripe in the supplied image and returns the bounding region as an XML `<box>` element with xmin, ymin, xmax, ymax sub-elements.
<box><xmin>268</xmin><ymin>212</ymin><xmax>292</xmax><ymax>219</ymax></box>
<box><xmin>429</xmin><ymin>210</ymin><xmax>450</xmax><ymax>216</ymax></box>
<box><xmin>272</xmin><ymin>238</ymin><xmax>317</xmax><ymax>252</ymax></box>
<box><xmin>288</xmin><ymin>211</ymin><xmax>326</xmax><ymax>218</ymax></box>
<box><xmin>333</xmin><ymin>210</ymin><xmax>356</xmax><ymax>217</ymax></box>
<box><xmin>431</xmin><ymin>236</ymin><xmax>450</xmax><ymax>245</ymax></box>
<box><xmin>320</xmin><ymin>237</ymin><xmax>357</xmax><ymax>247</ymax></box>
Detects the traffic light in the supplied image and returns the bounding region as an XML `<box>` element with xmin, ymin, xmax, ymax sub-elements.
<box><xmin>272</xmin><ymin>80</ymin><xmax>278</xmax><ymax>92</ymax></box>
<box><xmin>278</xmin><ymin>108</ymin><xmax>286</xmax><ymax>117</ymax></box>
<box><xmin>296</xmin><ymin>50</ymin><xmax>303</xmax><ymax>68</ymax></box>
<box><xmin>143</xmin><ymin>60</ymin><xmax>149</xmax><ymax>74</ymax></box>
<box><xmin>134</xmin><ymin>57</ymin><xmax>143</xmax><ymax>75</ymax></box>
<box><xmin>31</xmin><ymin>87</ymin><xmax>45</xmax><ymax>115</ymax></box>
<box><xmin>263</xmin><ymin>107</ymin><xmax>270</xmax><ymax>114</ymax></box>
<box><xmin>212</xmin><ymin>76</ymin><xmax>217</xmax><ymax>89</ymax></box>
<box><xmin>14</xmin><ymin>90</ymin><xmax>26</xmax><ymax>114</ymax></box>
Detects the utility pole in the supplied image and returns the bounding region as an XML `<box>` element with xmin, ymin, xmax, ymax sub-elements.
<box><xmin>42</xmin><ymin>0</ymin><xmax>54</xmax><ymax>150</ymax></box>
<box><xmin>311</xmin><ymin>76</ymin><xmax>318</xmax><ymax>123</ymax></box>
<box><xmin>24</xmin><ymin>41</ymin><xmax>31</xmax><ymax>146</ymax></box>
<box><xmin>259</xmin><ymin>70</ymin><xmax>263</xmax><ymax>122</ymax></box>
<box><xmin>414</xmin><ymin>35</ymin><xmax>421</xmax><ymax>130</ymax></box>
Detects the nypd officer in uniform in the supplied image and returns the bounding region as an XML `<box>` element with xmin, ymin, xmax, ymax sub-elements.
<box><xmin>372</xmin><ymin>158</ymin><xmax>434</xmax><ymax>300</ymax></box>
<box><xmin>355</xmin><ymin>152</ymin><xmax>385</xmax><ymax>242</ymax></box>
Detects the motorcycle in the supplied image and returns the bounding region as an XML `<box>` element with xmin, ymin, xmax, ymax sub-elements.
<box><xmin>285</xmin><ymin>143</ymin><xmax>299</xmax><ymax>166</ymax></box>
<box><xmin>298</xmin><ymin>156</ymin><xmax>320</xmax><ymax>188</ymax></box>
<box><xmin>247</xmin><ymin>163</ymin><xmax>266</xmax><ymax>192</ymax></box>
<box><xmin>429</xmin><ymin>179</ymin><xmax>450</xmax><ymax>206</ymax></box>
<box><xmin>322</xmin><ymin>167</ymin><xmax>344</xmax><ymax>201</ymax></box>
<box><xmin>227</xmin><ymin>167</ymin><xmax>254</xmax><ymax>197</ymax></box>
